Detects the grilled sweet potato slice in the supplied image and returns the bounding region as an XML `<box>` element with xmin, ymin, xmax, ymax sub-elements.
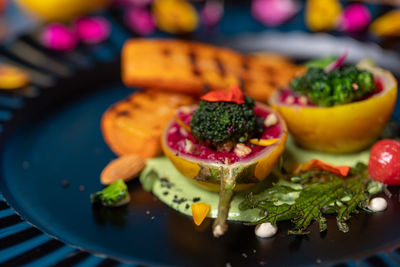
<box><xmin>101</xmin><ymin>91</ymin><xmax>196</xmax><ymax>158</ymax></box>
<box><xmin>122</xmin><ymin>39</ymin><xmax>303</xmax><ymax>102</ymax></box>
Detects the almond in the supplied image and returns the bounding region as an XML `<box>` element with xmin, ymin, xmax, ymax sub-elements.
<box><xmin>100</xmin><ymin>154</ymin><xmax>146</xmax><ymax>185</ymax></box>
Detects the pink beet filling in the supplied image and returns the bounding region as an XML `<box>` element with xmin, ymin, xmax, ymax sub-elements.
<box><xmin>167</xmin><ymin>106</ymin><xmax>281</xmax><ymax>164</ymax></box>
<box><xmin>279</xmin><ymin>90</ymin><xmax>314</xmax><ymax>106</ymax></box>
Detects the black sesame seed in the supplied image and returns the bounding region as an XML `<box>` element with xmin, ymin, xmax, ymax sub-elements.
<box><xmin>185</xmin><ymin>204</ymin><xmax>190</xmax><ymax>209</ymax></box>
<box><xmin>160</xmin><ymin>177</ymin><xmax>169</xmax><ymax>182</ymax></box>
<box><xmin>193</xmin><ymin>197</ymin><xmax>200</xmax><ymax>202</ymax></box>
<box><xmin>61</xmin><ymin>180</ymin><xmax>70</xmax><ymax>188</ymax></box>
<box><xmin>172</xmin><ymin>197</ymin><xmax>187</xmax><ymax>204</ymax></box>
<box><xmin>163</xmin><ymin>191</ymin><xmax>169</xmax><ymax>196</ymax></box>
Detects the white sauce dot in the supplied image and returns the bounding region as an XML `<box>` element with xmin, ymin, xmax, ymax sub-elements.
<box><xmin>255</xmin><ymin>222</ymin><xmax>277</xmax><ymax>238</ymax></box>
<box><xmin>368</xmin><ymin>197</ymin><xmax>387</xmax><ymax>212</ymax></box>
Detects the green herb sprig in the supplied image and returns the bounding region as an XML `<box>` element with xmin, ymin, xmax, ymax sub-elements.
<box><xmin>239</xmin><ymin>163</ymin><xmax>382</xmax><ymax>235</ymax></box>
<box><xmin>290</xmin><ymin>66</ymin><xmax>376</xmax><ymax>106</ymax></box>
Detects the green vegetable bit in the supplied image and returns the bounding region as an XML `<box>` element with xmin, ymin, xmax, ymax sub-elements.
<box><xmin>140</xmin><ymin>169</ymin><xmax>159</xmax><ymax>192</ymax></box>
<box><xmin>304</xmin><ymin>56</ymin><xmax>337</xmax><ymax>68</ymax></box>
<box><xmin>239</xmin><ymin>163</ymin><xmax>382</xmax><ymax>235</ymax></box>
<box><xmin>190</xmin><ymin>96</ymin><xmax>261</xmax><ymax>152</ymax></box>
<box><xmin>290</xmin><ymin>66</ymin><xmax>376</xmax><ymax>107</ymax></box>
<box><xmin>91</xmin><ymin>179</ymin><xmax>129</xmax><ymax>207</ymax></box>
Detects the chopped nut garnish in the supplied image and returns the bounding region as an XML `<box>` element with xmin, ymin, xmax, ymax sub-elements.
<box><xmin>299</xmin><ymin>95</ymin><xmax>308</xmax><ymax>105</ymax></box>
<box><xmin>352</xmin><ymin>83</ymin><xmax>359</xmax><ymax>90</ymax></box>
<box><xmin>180</xmin><ymin>105</ymin><xmax>192</xmax><ymax>114</ymax></box>
<box><xmin>234</xmin><ymin>143</ymin><xmax>252</xmax><ymax>157</ymax></box>
<box><xmin>180</xmin><ymin>127</ymin><xmax>188</xmax><ymax>137</ymax></box>
<box><xmin>224</xmin><ymin>157</ymin><xmax>229</xmax><ymax>165</ymax></box>
<box><xmin>264</xmin><ymin>113</ymin><xmax>278</xmax><ymax>127</ymax></box>
<box><xmin>219</xmin><ymin>142</ymin><xmax>234</xmax><ymax>152</ymax></box>
<box><xmin>168</xmin><ymin>127</ymin><xmax>177</xmax><ymax>134</ymax></box>
<box><xmin>285</xmin><ymin>95</ymin><xmax>295</xmax><ymax>105</ymax></box>
<box><xmin>184</xmin><ymin>139</ymin><xmax>194</xmax><ymax>153</ymax></box>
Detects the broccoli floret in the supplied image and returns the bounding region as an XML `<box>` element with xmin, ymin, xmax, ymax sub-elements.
<box><xmin>290</xmin><ymin>66</ymin><xmax>376</xmax><ymax>106</ymax></box>
<box><xmin>190</xmin><ymin>96</ymin><xmax>259</xmax><ymax>152</ymax></box>
<box><xmin>90</xmin><ymin>179</ymin><xmax>130</xmax><ymax>207</ymax></box>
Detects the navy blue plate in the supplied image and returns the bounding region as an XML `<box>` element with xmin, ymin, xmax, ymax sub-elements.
<box><xmin>1</xmin><ymin>31</ymin><xmax>400</xmax><ymax>266</ymax></box>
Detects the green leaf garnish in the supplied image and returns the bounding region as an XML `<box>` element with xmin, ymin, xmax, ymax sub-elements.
<box><xmin>239</xmin><ymin>163</ymin><xmax>382</xmax><ymax>235</ymax></box>
<box><xmin>304</xmin><ymin>56</ymin><xmax>337</xmax><ymax>68</ymax></box>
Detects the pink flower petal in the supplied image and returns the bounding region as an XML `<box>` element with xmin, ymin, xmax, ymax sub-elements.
<box><xmin>113</xmin><ymin>0</ymin><xmax>153</xmax><ymax>7</ymax></box>
<box><xmin>41</xmin><ymin>24</ymin><xmax>78</xmax><ymax>52</ymax></box>
<box><xmin>201</xmin><ymin>1</ymin><xmax>224</xmax><ymax>27</ymax></box>
<box><xmin>251</xmin><ymin>0</ymin><xmax>299</xmax><ymax>27</ymax></box>
<box><xmin>324</xmin><ymin>47</ymin><xmax>349</xmax><ymax>72</ymax></box>
<box><xmin>124</xmin><ymin>7</ymin><xmax>156</xmax><ymax>35</ymax></box>
<box><xmin>129</xmin><ymin>0</ymin><xmax>153</xmax><ymax>6</ymax></box>
<box><xmin>75</xmin><ymin>17</ymin><xmax>111</xmax><ymax>44</ymax></box>
<box><xmin>339</xmin><ymin>3</ymin><xmax>371</xmax><ymax>32</ymax></box>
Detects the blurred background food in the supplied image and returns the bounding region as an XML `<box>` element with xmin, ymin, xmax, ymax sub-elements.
<box><xmin>0</xmin><ymin>0</ymin><xmax>397</xmax><ymax>42</ymax></box>
<box><xmin>0</xmin><ymin>0</ymin><xmax>398</xmax><ymax>155</ymax></box>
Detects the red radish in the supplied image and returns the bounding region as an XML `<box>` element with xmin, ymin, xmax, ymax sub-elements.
<box><xmin>368</xmin><ymin>139</ymin><xmax>400</xmax><ymax>185</ymax></box>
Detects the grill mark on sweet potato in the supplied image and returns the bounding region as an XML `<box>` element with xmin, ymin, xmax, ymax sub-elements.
<box><xmin>117</xmin><ymin>110</ymin><xmax>130</xmax><ymax>117</ymax></box>
<box><xmin>202</xmin><ymin>83</ymin><xmax>211</xmax><ymax>94</ymax></box>
<box><xmin>268</xmin><ymin>80</ymin><xmax>278</xmax><ymax>88</ymax></box>
<box><xmin>242</xmin><ymin>57</ymin><xmax>250</xmax><ymax>71</ymax></box>
<box><xmin>162</xmin><ymin>48</ymin><xmax>171</xmax><ymax>56</ymax></box>
<box><xmin>188</xmin><ymin>50</ymin><xmax>201</xmax><ymax>77</ymax></box>
<box><xmin>129</xmin><ymin>101</ymin><xmax>142</xmax><ymax>109</ymax></box>
<box><xmin>264</xmin><ymin>66</ymin><xmax>277</xmax><ymax>76</ymax></box>
<box><xmin>214</xmin><ymin>57</ymin><xmax>226</xmax><ymax>77</ymax></box>
<box><xmin>239</xmin><ymin>77</ymin><xmax>246</xmax><ymax>91</ymax></box>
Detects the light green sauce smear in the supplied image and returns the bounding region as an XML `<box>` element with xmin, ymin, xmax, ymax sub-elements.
<box><xmin>140</xmin><ymin>135</ymin><xmax>370</xmax><ymax>222</ymax></box>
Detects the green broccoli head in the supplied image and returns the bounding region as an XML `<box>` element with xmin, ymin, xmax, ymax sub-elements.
<box><xmin>90</xmin><ymin>179</ymin><xmax>130</xmax><ymax>207</ymax></box>
<box><xmin>190</xmin><ymin>96</ymin><xmax>260</xmax><ymax>152</ymax></box>
<box><xmin>290</xmin><ymin>66</ymin><xmax>376</xmax><ymax>107</ymax></box>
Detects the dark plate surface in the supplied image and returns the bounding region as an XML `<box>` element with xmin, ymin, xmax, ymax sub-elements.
<box><xmin>1</xmin><ymin>32</ymin><xmax>400</xmax><ymax>266</ymax></box>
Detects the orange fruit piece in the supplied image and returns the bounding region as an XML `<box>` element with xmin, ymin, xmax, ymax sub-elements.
<box><xmin>269</xmin><ymin>63</ymin><xmax>397</xmax><ymax>153</ymax></box>
<box><xmin>0</xmin><ymin>64</ymin><xmax>29</xmax><ymax>90</ymax></box>
<box><xmin>16</xmin><ymin>0</ymin><xmax>109</xmax><ymax>22</ymax></box>
<box><xmin>192</xmin><ymin>202</ymin><xmax>211</xmax><ymax>226</ymax></box>
<box><xmin>293</xmin><ymin>159</ymin><xmax>350</xmax><ymax>177</ymax></box>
